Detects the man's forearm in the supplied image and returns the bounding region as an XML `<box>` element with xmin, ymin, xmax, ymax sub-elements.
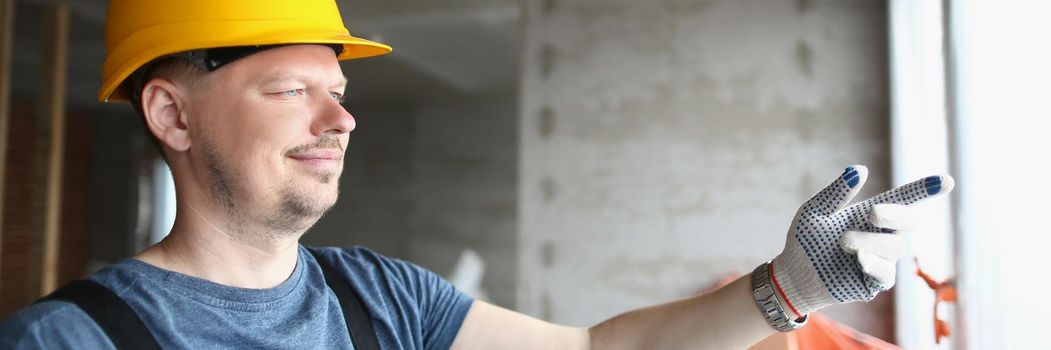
<box><xmin>588</xmin><ymin>275</ymin><xmax>774</xmax><ymax>350</ymax></box>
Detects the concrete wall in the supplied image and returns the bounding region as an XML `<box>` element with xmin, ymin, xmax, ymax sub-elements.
<box><xmin>517</xmin><ymin>0</ymin><xmax>893</xmax><ymax>340</ymax></box>
<box><xmin>404</xmin><ymin>96</ymin><xmax>519</xmax><ymax>309</ymax></box>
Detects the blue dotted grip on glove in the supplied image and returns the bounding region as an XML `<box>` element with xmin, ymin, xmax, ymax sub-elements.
<box><xmin>791</xmin><ymin>166</ymin><xmax>948</xmax><ymax>303</ymax></box>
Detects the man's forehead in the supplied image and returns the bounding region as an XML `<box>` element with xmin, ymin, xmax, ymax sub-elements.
<box><xmin>230</xmin><ymin>45</ymin><xmax>348</xmax><ymax>84</ymax></box>
<box><xmin>254</xmin><ymin>71</ymin><xmax>349</xmax><ymax>87</ymax></box>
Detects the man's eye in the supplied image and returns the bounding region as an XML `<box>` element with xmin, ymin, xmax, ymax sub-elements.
<box><xmin>282</xmin><ymin>89</ymin><xmax>303</xmax><ymax>97</ymax></box>
<box><xmin>330</xmin><ymin>92</ymin><xmax>346</xmax><ymax>103</ymax></box>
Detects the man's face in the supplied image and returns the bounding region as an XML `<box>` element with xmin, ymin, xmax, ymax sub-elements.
<box><xmin>185</xmin><ymin>45</ymin><xmax>353</xmax><ymax>234</ymax></box>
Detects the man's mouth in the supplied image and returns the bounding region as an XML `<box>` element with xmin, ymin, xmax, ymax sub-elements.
<box><xmin>288</xmin><ymin>149</ymin><xmax>343</xmax><ymax>172</ymax></box>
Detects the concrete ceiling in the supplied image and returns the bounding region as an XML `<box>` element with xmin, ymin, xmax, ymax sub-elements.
<box><xmin>8</xmin><ymin>0</ymin><xmax>520</xmax><ymax>108</ymax></box>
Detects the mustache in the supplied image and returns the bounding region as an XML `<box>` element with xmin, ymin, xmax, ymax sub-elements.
<box><xmin>284</xmin><ymin>135</ymin><xmax>344</xmax><ymax>156</ymax></box>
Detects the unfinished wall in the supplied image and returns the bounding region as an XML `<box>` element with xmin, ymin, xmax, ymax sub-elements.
<box><xmin>404</xmin><ymin>96</ymin><xmax>519</xmax><ymax>308</ymax></box>
<box><xmin>518</xmin><ymin>0</ymin><xmax>892</xmax><ymax>340</ymax></box>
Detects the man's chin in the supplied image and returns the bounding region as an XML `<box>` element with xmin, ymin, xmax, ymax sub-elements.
<box><xmin>298</xmin><ymin>167</ymin><xmax>341</xmax><ymax>185</ymax></box>
<box><xmin>291</xmin><ymin>178</ymin><xmax>340</xmax><ymax>202</ymax></box>
<box><xmin>265</xmin><ymin>187</ymin><xmax>339</xmax><ymax>232</ymax></box>
<box><xmin>289</xmin><ymin>194</ymin><xmax>337</xmax><ymax>217</ymax></box>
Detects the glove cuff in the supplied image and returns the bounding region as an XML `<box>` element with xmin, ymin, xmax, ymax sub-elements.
<box><xmin>771</xmin><ymin>245</ymin><xmax>838</xmax><ymax>317</ymax></box>
<box><xmin>750</xmin><ymin>262</ymin><xmax>809</xmax><ymax>332</ymax></box>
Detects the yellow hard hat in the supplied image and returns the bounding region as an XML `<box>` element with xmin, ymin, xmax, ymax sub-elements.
<box><xmin>100</xmin><ymin>0</ymin><xmax>392</xmax><ymax>102</ymax></box>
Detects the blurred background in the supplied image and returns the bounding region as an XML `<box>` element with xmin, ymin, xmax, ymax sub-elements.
<box><xmin>0</xmin><ymin>0</ymin><xmax>1047</xmax><ymax>349</ymax></box>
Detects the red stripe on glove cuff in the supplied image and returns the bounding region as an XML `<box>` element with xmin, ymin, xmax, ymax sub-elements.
<box><xmin>769</xmin><ymin>262</ymin><xmax>804</xmax><ymax>320</ymax></box>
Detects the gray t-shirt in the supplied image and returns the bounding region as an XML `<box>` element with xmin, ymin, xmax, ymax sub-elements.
<box><xmin>0</xmin><ymin>245</ymin><xmax>474</xmax><ymax>349</ymax></box>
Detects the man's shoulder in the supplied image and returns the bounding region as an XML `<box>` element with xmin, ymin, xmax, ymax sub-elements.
<box><xmin>307</xmin><ymin>244</ymin><xmax>383</xmax><ymax>260</ymax></box>
<box><xmin>1</xmin><ymin>300</ymin><xmax>82</xmax><ymax>333</ymax></box>
<box><xmin>303</xmin><ymin>244</ymin><xmax>474</xmax><ymax>349</ymax></box>
<box><xmin>302</xmin><ymin>244</ymin><xmax>464</xmax><ymax>300</ymax></box>
<box><xmin>306</xmin><ymin>245</ymin><xmax>417</xmax><ymax>268</ymax></box>
<box><xmin>304</xmin><ymin>245</ymin><xmax>427</xmax><ymax>280</ymax></box>
<box><xmin>0</xmin><ymin>300</ymin><xmax>113</xmax><ymax>349</ymax></box>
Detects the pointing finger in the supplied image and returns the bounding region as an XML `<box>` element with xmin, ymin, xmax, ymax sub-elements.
<box><xmin>863</xmin><ymin>174</ymin><xmax>955</xmax><ymax>207</ymax></box>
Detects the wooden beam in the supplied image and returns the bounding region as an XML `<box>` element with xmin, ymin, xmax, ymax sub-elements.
<box><xmin>39</xmin><ymin>2</ymin><xmax>69</xmax><ymax>296</ymax></box>
<box><xmin>0</xmin><ymin>0</ymin><xmax>16</xmax><ymax>286</ymax></box>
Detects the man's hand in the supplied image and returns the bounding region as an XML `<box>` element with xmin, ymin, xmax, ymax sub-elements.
<box><xmin>770</xmin><ymin>165</ymin><xmax>954</xmax><ymax>318</ymax></box>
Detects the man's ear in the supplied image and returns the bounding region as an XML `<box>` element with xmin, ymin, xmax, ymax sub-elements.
<box><xmin>141</xmin><ymin>79</ymin><xmax>191</xmax><ymax>152</ymax></box>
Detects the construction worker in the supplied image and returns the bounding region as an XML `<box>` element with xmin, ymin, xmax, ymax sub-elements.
<box><xmin>0</xmin><ymin>1</ymin><xmax>954</xmax><ymax>349</ymax></box>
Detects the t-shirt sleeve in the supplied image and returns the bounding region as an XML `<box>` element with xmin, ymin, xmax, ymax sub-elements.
<box><xmin>397</xmin><ymin>257</ymin><xmax>475</xmax><ymax>349</ymax></box>
<box><xmin>330</xmin><ymin>246</ymin><xmax>475</xmax><ymax>350</ymax></box>
<box><xmin>0</xmin><ymin>301</ymin><xmax>115</xmax><ymax>349</ymax></box>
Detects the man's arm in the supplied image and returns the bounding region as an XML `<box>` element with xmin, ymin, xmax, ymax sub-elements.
<box><xmin>451</xmin><ymin>275</ymin><xmax>770</xmax><ymax>350</ymax></box>
<box><xmin>588</xmin><ymin>275</ymin><xmax>771</xmax><ymax>349</ymax></box>
<box><xmin>451</xmin><ymin>166</ymin><xmax>952</xmax><ymax>349</ymax></box>
<box><xmin>450</xmin><ymin>301</ymin><xmax>589</xmax><ymax>349</ymax></box>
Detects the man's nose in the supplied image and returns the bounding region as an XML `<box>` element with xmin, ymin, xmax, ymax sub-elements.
<box><xmin>313</xmin><ymin>95</ymin><xmax>355</xmax><ymax>135</ymax></box>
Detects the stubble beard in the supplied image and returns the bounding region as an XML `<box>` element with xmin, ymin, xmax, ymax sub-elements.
<box><xmin>264</xmin><ymin>179</ymin><xmax>338</xmax><ymax>235</ymax></box>
<box><xmin>201</xmin><ymin>139</ymin><xmax>339</xmax><ymax>245</ymax></box>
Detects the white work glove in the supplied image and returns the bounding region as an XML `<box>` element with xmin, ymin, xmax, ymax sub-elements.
<box><xmin>769</xmin><ymin>165</ymin><xmax>954</xmax><ymax>319</ymax></box>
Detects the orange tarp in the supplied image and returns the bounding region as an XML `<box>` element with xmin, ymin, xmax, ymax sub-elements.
<box><xmin>750</xmin><ymin>313</ymin><xmax>901</xmax><ymax>350</ymax></box>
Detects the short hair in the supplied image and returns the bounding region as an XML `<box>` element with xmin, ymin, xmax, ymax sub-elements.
<box><xmin>131</xmin><ymin>57</ymin><xmax>209</xmax><ymax>163</ymax></box>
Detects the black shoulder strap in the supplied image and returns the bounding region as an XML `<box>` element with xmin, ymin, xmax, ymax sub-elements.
<box><xmin>307</xmin><ymin>247</ymin><xmax>381</xmax><ymax>350</ymax></box>
<box><xmin>38</xmin><ymin>253</ymin><xmax>379</xmax><ymax>350</ymax></box>
<box><xmin>39</xmin><ymin>280</ymin><xmax>162</xmax><ymax>350</ymax></box>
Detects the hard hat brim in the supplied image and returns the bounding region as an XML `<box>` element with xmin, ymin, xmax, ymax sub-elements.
<box><xmin>99</xmin><ymin>20</ymin><xmax>392</xmax><ymax>102</ymax></box>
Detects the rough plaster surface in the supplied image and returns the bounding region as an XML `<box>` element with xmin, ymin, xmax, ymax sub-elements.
<box><xmin>518</xmin><ymin>0</ymin><xmax>892</xmax><ymax>339</ymax></box>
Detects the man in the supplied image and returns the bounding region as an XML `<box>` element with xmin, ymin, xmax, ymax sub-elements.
<box><xmin>1</xmin><ymin>0</ymin><xmax>953</xmax><ymax>349</ymax></box>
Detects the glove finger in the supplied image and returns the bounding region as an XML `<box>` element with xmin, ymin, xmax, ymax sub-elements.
<box><xmin>840</xmin><ymin>231</ymin><xmax>906</xmax><ymax>261</ymax></box>
<box><xmin>861</xmin><ymin>174</ymin><xmax>955</xmax><ymax>208</ymax></box>
<box><xmin>806</xmin><ymin>165</ymin><xmax>869</xmax><ymax>216</ymax></box>
<box><xmin>856</xmin><ymin>249</ymin><xmax>897</xmax><ymax>286</ymax></box>
<box><xmin>870</xmin><ymin>203</ymin><xmax>916</xmax><ymax>231</ymax></box>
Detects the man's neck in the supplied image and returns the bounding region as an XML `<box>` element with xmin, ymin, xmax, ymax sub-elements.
<box><xmin>134</xmin><ymin>204</ymin><xmax>304</xmax><ymax>289</ymax></box>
